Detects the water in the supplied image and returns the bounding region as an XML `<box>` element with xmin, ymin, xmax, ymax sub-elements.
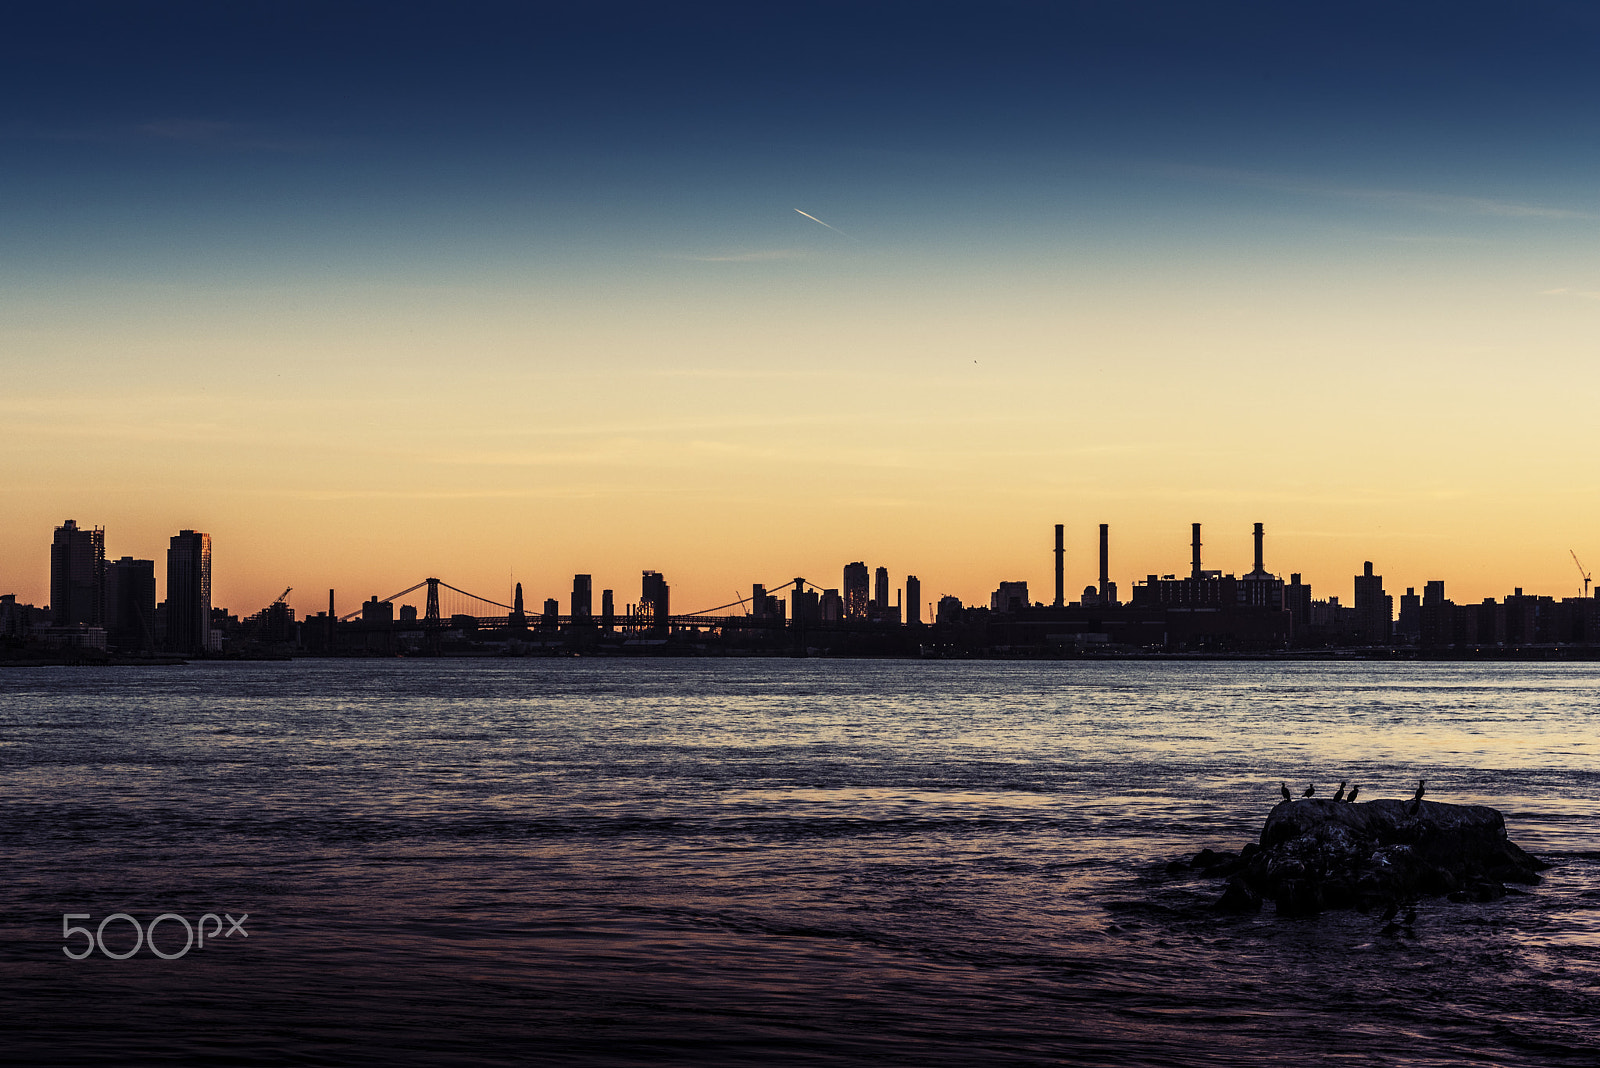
<box><xmin>2</xmin><ymin>659</ymin><xmax>1598</xmax><ymax>1065</ymax></box>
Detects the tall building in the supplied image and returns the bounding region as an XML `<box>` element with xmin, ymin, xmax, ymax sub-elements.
<box><xmin>601</xmin><ymin>589</ymin><xmax>615</xmax><ymax>630</ymax></box>
<box><xmin>1283</xmin><ymin>573</ymin><xmax>1313</xmax><ymax>633</ymax></box>
<box><xmin>905</xmin><ymin>575</ymin><xmax>922</xmax><ymax>625</ymax></box>
<box><xmin>843</xmin><ymin>562</ymin><xmax>869</xmax><ymax>620</ymax></box>
<box><xmin>1397</xmin><ymin>587</ymin><xmax>1422</xmax><ymax>642</ymax></box>
<box><xmin>165</xmin><ymin>530</ymin><xmax>212</xmax><ymax>654</ymax></box>
<box><xmin>572</xmin><ymin>574</ymin><xmax>593</xmax><ymax>620</ymax></box>
<box><xmin>1353</xmin><ymin>561</ymin><xmax>1393</xmax><ymax>645</ymax></box>
<box><xmin>641</xmin><ymin>571</ymin><xmax>669</xmax><ymax>632</ymax></box>
<box><xmin>105</xmin><ymin>557</ymin><xmax>156</xmax><ymax>652</ymax></box>
<box><xmin>990</xmin><ymin>581</ymin><xmax>1029</xmax><ymax>613</ymax></box>
<box><xmin>873</xmin><ymin>567</ymin><xmax>889</xmax><ymax>614</ymax></box>
<box><xmin>50</xmin><ymin>519</ymin><xmax>105</xmax><ymax>626</ymax></box>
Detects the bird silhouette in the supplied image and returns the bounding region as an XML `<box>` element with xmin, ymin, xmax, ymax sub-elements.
<box><xmin>1346</xmin><ymin>785</ymin><xmax>1360</xmax><ymax>803</ymax></box>
<box><xmin>1331</xmin><ymin>781</ymin><xmax>1347</xmax><ymax>802</ymax></box>
<box><xmin>1408</xmin><ymin>779</ymin><xmax>1427</xmax><ymax>815</ymax></box>
<box><xmin>1280</xmin><ymin>782</ymin><xmax>1292</xmax><ymax>802</ymax></box>
<box><xmin>1302</xmin><ymin>783</ymin><xmax>1315</xmax><ymax>798</ymax></box>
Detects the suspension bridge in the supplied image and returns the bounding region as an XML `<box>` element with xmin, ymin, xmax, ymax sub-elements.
<box><xmin>306</xmin><ymin>576</ymin><xmax>811</xmax><ymax>640</ymax></box>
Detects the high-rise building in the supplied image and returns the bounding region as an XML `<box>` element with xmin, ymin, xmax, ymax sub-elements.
<box><xmin>819</xmin><ymin>589</ymin><xmax>843</xmax><ymax>622</ymax></box>
<box><xmin>873</xmin><ymin>567</ymin><xmax>889</xmax><ymax>614</ymax></box>
<box><xmin>571</xmin><ymin>575</ymin><xmax>593</xmax><ymax>620</ymax></box>
<box><xmin>905</xmin><ymin>575</ymin><xmax>922</xmax><ymax>625</ymax></box>
<box><xmin>1283</xmin><ymin>573</ymin><xmax>1312</xmax><ymax>634</ymax></box>
<box><xmin>641</xmin><ymin>571</ymin><xmax>669</xmax><ymax>632</ymax></box>
<box><xmin>601</xmin><ymin>589</ymin><xmax>615</xmax><ymax>631</ymax></box>
<box><xmin>165</xmin><ymin>530</ymin><xmax>212</xmax><ymax>654</ymax></box>
<box><xmin>1397</xmin><ymin>587</ymin><xmax>1422</xmax><ymax>642</ymax></box>
<box><xmin>50</xmin><ymin>519</ymin><xmax>105</xmax><ymax>626</ymax></box>
<box><xmin>843</xmin><ymin>562</ymin><xmax>869</xmax><ymax>620</ymax></box>
<box><xmin>1353</xmin><ymin>561</ymin><xmax>1393</xmax><ymax>645</ymax></box>
<box><xmin>105</xmin><ymin>556</ymin><xmax>156</xmax><ymax>652</ymax></box>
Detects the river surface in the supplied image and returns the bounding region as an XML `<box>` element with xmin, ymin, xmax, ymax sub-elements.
<box><xmin>2</xmin><ymin>658</ymin><xmax>1598</xmax><ymax>1066</ymax></box>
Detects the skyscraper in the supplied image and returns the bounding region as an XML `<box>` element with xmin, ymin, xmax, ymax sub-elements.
<box><xmin>572</xmin><ymin>574</ymin><xmax>593</xmax><ymax>620</ymax></box>
<box><xmin>1353</xmin><ymin>561</ymin><xmax>1393</xmax><ymax>645</ymax></box>
<box><xmin>873</xmin><ymin>566</ymin><xmax>889</xmax><ymax>614</ymax></box>
<box><xmin>641</xmin><ymin>570</ymin><xmax>669</xmax><ymax>633</ymax></box>
<box><xmin>165</xmin><ymin>530</ymin><xmax>211</xmax><ymax>654</ymax></box>
<box><xmin>843</xmin><ymin>562</ymin><xmax>869</xmax><ymax>620</ymax></box>
<box><xmin>105</xmin><ymin>556</ymin><xmax>156</xmax><ymax>652</ymax></box>
<box><xmin>905</xmin><ymin>575</ymin><xmax>922</xmax><ymax>625</ymax></box>
<box><xmin>50</xmin><ymin>519</ymin><xmax>105</xmax><ymax>626</ymax></box>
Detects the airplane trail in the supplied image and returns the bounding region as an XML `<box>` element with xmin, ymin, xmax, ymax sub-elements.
<box><xmin>794</xmin><ymin>209</ymin><xmax>856</xmax><ymax>240</ymax></box>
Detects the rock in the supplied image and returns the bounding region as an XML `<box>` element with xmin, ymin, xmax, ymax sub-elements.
<box><xmin>1216</xmin><ymin>874</ymin><xmax>1261</xmax><ymax>913</ymax></box>
<box><xmin>1197</xmin><ymin>798</ymin><xmax>1548</xmax><ymax>916</ymax></box>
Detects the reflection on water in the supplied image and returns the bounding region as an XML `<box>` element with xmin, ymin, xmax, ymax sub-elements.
<box><xmin>1</xmin><ymin>659</ymin><xmax>1598</xmax><ymax>1065</ymax></box>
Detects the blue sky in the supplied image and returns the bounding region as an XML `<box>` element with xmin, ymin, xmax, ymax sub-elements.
<box><xmin>4</xmin><ymin>2</ymin><xmax>1600</xmax><ymax>610</ymax></box>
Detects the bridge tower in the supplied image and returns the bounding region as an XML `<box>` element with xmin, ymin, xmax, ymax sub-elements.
<box><xmin>425</xmin><ymin>578</ymin><xmax>441</xmax><ymax>624</ymax></box>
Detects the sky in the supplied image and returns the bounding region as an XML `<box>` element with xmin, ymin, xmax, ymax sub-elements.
<box><xmin>4</xmin><ymin>1</ymin><xmax>1600</xmax><ymax>618</ymax></box>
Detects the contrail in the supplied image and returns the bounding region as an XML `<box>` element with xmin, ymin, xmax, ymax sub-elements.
<box><xmin>794</xmin><ymin>209</ymin><xmax>856</xmax><ymax>240</ymax></box>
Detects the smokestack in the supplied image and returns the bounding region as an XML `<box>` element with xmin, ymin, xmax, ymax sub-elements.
<box><xmin>1191</xmin><ymin>523</ymin><xmax>1203</xmax><ymax>581</ymax></box>
<box><xmin>1253</xmin><ymin>522</ymin><xmax>1265</xmax><ymax>574</ymax></box>
<box><xmin>1099</xmin><ymin>523</ymin><xmax>1110</xmax><ymax>594</ymax></box>
<box><xmin>1054</xmin><ymin>524</ymin><xmax>1065</xmax><ymax>607</ymax></box>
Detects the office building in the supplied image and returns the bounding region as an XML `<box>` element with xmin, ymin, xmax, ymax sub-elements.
<box><xmin>572</xmin><ymin>575</ymin><xmax>593</xmax><ymax>620</ymax></box>
<box><xmin>905</xmin><ymin>575</ymin><xmax>922</xmax><ymax>625</ymax></box>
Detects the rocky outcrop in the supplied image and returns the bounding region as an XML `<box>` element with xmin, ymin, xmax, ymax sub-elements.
<box><xmin>1192</xmin><ymin>798</ymin><xmax>1548</xmax><ymax>916</ymax></box>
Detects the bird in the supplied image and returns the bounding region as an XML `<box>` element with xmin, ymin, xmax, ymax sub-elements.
<box><xmin>1302</xmin><ymin>784</ymin><xmax>1316</xmax><ymax>798</ymax></box>
<box><xmin>1332</xmin><ymin>781</ymin><xmax>1347</xmax><ymax>802</ymax></box>
<box><xmin>1280</xmin><ymin>782</ymin><xmax>1293</xmax><ymax>802</ymax></box>
<box><xmin>1346</xmin><ymin>785</ymin><xmax>1360</xmax><ymax>803</ymax></box>
<box><xmin>1408</xmin><ymin>779</ymin><xmax>1427</xmax><ymax>815</ymax></box>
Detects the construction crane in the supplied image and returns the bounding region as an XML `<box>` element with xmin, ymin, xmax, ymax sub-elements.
<box><xmin>1572</xmin><ymin>552</ymin><xmax>1592</xmax><ymax>599</ymax></box>
<box><xmin>272</xmin><ymin>586</ymin><xmax>292</xmax><ymax>606</ymax></box>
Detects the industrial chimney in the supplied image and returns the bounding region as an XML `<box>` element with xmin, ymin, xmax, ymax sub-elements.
<box><xmin>1099</xmin><ymin>523</ymin><xmax>1110</xmax><ymax>598</ymax></box>
<box><xmin>1253</xmin><ymin>522</ymin><xmax>1265</xmax><ymax>575</ymax></box>
<box><xmin>1054</xmin><ymin>524</ymin><xmax>1065</xmax><ymax>607</ymax></box>
<box><xmin>1191</xmin><ymin>523</ymin><xmax>1203</xmax><ymax>581</ymax></box>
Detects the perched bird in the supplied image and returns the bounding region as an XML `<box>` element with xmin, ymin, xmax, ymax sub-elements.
<box><xmin>1280</xmin><ymin>782</ymin><xmax>1293</xmax><ymax>802</ymax></box>
<box><xmin>1302</xmin><ymin>783</ymin><xmax>1316</xmax><ymax>798</ymax></box>
<box><xmin>1332</xmin><ymin>781</ymin><xmax>1347</xmax><ymax>802</ymax></box>
<box><xmin>1408</xmin><ymin>778</ymin><xmax>1427</xmax><ymax>815</ymax></box>
<box><xmin>1346</xmin><ymin>785</ymin><xmax>1360</xmax><ymax>803</ymax></box>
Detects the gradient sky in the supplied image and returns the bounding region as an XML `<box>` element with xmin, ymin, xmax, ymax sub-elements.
<box><xmin>4</xmin><ymin>1</ymin><xmax>1600</xmax><ymax>617</ymax></box>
